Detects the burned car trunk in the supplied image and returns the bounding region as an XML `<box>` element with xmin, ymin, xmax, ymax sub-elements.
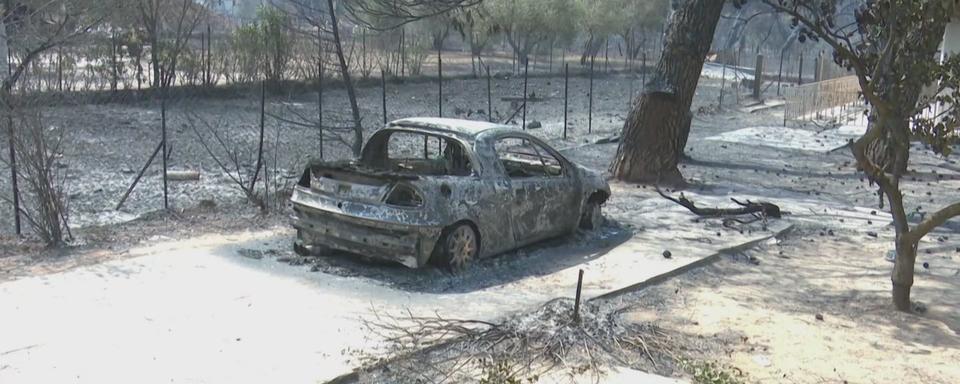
<box><xmin>290</xmin><ymin>118</ymin><xmax>611</xmax><ymax>270</ymax></box>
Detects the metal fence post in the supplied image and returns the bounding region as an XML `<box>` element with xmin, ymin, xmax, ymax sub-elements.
<box><xmin>522</xmin><ymin>58</ymin><xmax>528</xmax><ymax>129</ymax></box>
<box><xmin>563</xmin><ymin>63</ymin><xmax>569</xmax><ymax>139</ymax></box>
<box><xmin>486</xmin><ymin>65</ymin><xmax>492</xmax><ymax>122</ymax></box>
<box><xmin>777</xmin><ymin>50</ymin><xmax>785</xmax><ymax>96</ymax></box>
<box><xmin>798</xmin><ymin>51</ymin><xmax>804</xmax><ymax>85</ymax></box>
<box><xmin>589</xmin><ymin>56</ymin><xmax>594</xmax><ymax>134</ymax></box>
<box><xmin>437</xmin><ymin>47</ymin><xmax>442</xmax><ymax>117</ymax></box>
<box><xmin>318</xmin><ymin>50</ymin><xmax>324</xmax><ymax>160</ymax></box>
<box><xmin>161</xmin><ymin>90</ymin><xmax>169</xmax><ymax>210</ymax></box>
<box><xmin>381</xmin><ymin>69</ymin><xmax>387</xmax><ymax>124</ymax></box>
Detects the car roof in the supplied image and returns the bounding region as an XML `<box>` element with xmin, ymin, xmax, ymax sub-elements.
<box><xmin>386</xmin><ymin>117</ymin><xmax>516</xmax><ymax>139</ymax></box>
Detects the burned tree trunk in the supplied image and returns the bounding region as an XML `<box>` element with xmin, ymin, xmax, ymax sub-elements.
<box><xmin>327</xmin><ymin>0</ymin><xmax>364</xmax><ymax>156</ymax></box>
<box><xmin>609</xmin><ymin>0</ymin><xmax>725</xmax><ymax>184</ymax></box>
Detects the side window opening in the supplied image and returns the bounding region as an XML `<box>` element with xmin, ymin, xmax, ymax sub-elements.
<box><xmin>383</xmin><ymin>131</ymin><xmax>473</xmax><ymax>176</ymax></box>
<box><xmin>494</xmin><ymin>137</ymin><xmax>563</xmax><ymax>178</ymax></box>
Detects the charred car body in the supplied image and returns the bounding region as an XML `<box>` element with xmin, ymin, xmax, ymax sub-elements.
<box><xmin>290</xmin><ymin>118</ymin><xmax>610</xmax><ymax>270</ymax></box>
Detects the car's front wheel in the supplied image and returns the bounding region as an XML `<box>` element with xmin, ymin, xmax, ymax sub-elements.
<box><xmin>437</xmin><ymin>223</ymin><xmax>478</xmax><ymax>272</ymax></box>
<box><xmin>579</xmin><ymin>201</ymin><xmax>603</xmax><ymax>230</ymax></box>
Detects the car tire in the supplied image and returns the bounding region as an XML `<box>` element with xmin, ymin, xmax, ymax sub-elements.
<box><xmin>294</xmin><ymin>230</ymin><xmax>312</xmax><ymax>256</ymax></box>
<box><xmin>294</xmin><ymin>241</ymin><xmax>311</xmax><ymax>256</ymax></box>
<box><xmin>579</xmin><ymin>201</ymin><xmax>603</xmax><ymax>230</ymax></box>
<box><xmin>437</xmin><ymin>223</ymin><xmax>478</xmax><ymax>272</ymax></box>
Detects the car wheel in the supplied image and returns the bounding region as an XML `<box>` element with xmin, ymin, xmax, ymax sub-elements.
<box><xmin>439</xmin><ymin>224</ymin><xmax>478</xmax><ymax>272</ymax></box>
<box><xmin>579</xmin><ymin>201</ymin><xmax>603</xmax><ymax>230</ymax></box>
<box><xmin>294</xmin><ymin>241</ymin><xmax>311</xmax><ymax>256</ymax></box>
<box><xmin>294</xmin><ymin>229</ymin><xmax>312</xmax><ymax>256</ymax></box>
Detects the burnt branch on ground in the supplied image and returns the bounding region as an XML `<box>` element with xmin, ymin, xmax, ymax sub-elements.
<box><xmin>656</xmin><ymin>186</ymin><xmax>783</xmax><ymax>220</ymax></box>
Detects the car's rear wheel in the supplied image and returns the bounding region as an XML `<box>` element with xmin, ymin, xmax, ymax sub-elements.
<box><xmin>438</xmin><ymin>224</ymin><xmax>478</xmax><ymax>272</ymax></box>
<box><xmin>579</xmin><ymin>201</ymin><xmax>603</xmax><ymax>230</ymax></box>
<box><xmin>294</xmin><ymin>230</ymin><xmax>312</xmax><ymax>256</ymax></box>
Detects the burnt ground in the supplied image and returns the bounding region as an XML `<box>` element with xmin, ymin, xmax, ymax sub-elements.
<box><xmin>2</xmin><ymin>62</ymin><xmax>960</xmax><ymax>383</ymax></box>
<box><xmin>2</xmin><ymin>64</ymin><xmax>959</xmax><ymax>288</ymax></box>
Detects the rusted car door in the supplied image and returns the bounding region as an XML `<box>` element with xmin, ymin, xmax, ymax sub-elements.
<box><xmin>493</xmin><ymin>136</ymin><xmax>580</xmax><ymax>245</ymax></box>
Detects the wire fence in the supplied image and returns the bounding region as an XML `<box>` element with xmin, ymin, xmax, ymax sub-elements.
<box><xmin>783</xmin><ymin>75</ymin><xmax>862</xmax><ymax>125</ymax></box>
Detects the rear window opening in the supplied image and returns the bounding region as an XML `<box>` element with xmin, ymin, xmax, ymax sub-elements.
<box><xmin>362</xmin><ymin>130</ymin><xmax>474</xmax><ymax>176</ymax></box>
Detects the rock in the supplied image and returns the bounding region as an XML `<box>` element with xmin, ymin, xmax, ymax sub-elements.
<box><xmin>526</xmin><ymin>120</ymin><xmax>542</xmax><ymax>129</ymax></box>
<box><xmin>815</xmin><ymin>313</ymin><xmax>824</xmax><ymax>321</ymax></box>
<box><xmin>752</xmin><ymin>355</ymin><xmax>772</xmax><ymax>367</ymax></box>
<box><xmin>662</xmin><ymin>250</ymin><xmax>672</xmax><ymax>259</ymax></box>
<box><xmin>913</xmin><ymin>302</ymin><xmax>927</xmax><ymax>313</ymax></box>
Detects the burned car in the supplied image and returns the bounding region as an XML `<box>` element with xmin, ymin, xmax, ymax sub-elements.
<box><xmin>290</xmin><ymin>117</ymin><xmax>610</xmax><ymax>270</ymax></box>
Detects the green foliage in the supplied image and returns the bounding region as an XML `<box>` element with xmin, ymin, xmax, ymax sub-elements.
<box><xmin>681</xmin><ymin>360</ymin><xmax>746</xmax><ymax>384</ymax></box>
<box><xmin>231</xmin><ymin>4</ymin><xmax>294</xmax><ymax>83</ymax></box>
<box><xmin>477</xmin><ymin>358</ymin><xmax>538</xmax><ymax>384</ymax></box>
<box><xmin>486</xmin><ymin>0</ymin><xmax>580</xmax><ymax>59</ymax></box>
<box><xmin>401</xmin><ymin>20</ymin><xmax>434</xmax><ymax>75</ymax></box>
<box><xmin>258</xmin><ymin>5</ymin><xmax>294</xmax><ymax>83</ymax></box>
<box><xmin>232</xmin><ymin>23</ymin><xmax>263</xmax><ymax>82</ymax></box>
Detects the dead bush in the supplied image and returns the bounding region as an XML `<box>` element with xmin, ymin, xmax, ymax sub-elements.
<box><xmin>1</xmin><ymin>111</ymin><xmax>71</xmax><ymax>245</ymax></box>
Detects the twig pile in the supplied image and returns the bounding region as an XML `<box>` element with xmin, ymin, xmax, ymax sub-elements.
<box><xmin>355</xmin><ymin>298</ymin><xmax>677</xmax><ymax>383</ymax></box>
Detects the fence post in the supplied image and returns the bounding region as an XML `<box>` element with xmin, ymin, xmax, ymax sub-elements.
<box><xmin>486</xmin><ymin>65</ymin><xmax>492</xmax><ymax>122</ymax></box>
<box><xmin>206</xmin><ymin>24</ymin><xmax>212</xmax><ymax>86</ymax></box>
<box><xmin>641</xmin><ymin>52</ymin><xmax>647</xmax><ymax>88</ymax></box>
<box><xmin>370</xmin><ymin>68</ymin><xmax>380</xmax><ymax>127</ymax></box>
<box><xmin>798</xmin><ymin>51</ymin><xmax>804</xmax><ymax>85</ymax></box>
<box><xmin>318</xmin><ymin>38</ymin><xmax>324</xmax><ymax>160</ymax></box>
<box><xmin>5</xmin><ymin>112</ymin><xmax>20</xmax><ymax>235</ymax></box>
<box><xmin>522</xmin><ymin>58</ymin><xmax>528</xmax><ymax>129</ymax></box>
<box><xmin>161</xmin><ymin>90</ymin><xmax>169</xmax><ymax>210</ymax></box>
<box><xmin>719</xmin><ymin>63</ymin><xmax>726</xmax><ymax>107</ymax></box>
<box><xmin>814</xmin><ymin>51</ymin><xmax>822</xmax><ymax>83</ymax></box>
<box><xmin>573</xmin><ymin>269</ymin><xmax>584</xmax><ymax>323</ymax></box>
<box><xmin>777</xmin><ymin>49</ymin><xmax>785</xmax><ymax>96</ymax></box>
<box><xmin>753</xmin><ymin>54</ymin><xmax>764</xmax><ymax>99</ymax></box>
<box><xmin>564</xmin><ymin>63</ymin><xmax>569</xmax><ymax>139</ymax></box>
<box><xmin>589</xmin><ymin>56</ymin><xmax>594</xmax><ymax>134</ymax></box>
<box><xmin>437</xmin><ymin>46</ymin><xmax>442</xmax><ymax>117</ymax></box>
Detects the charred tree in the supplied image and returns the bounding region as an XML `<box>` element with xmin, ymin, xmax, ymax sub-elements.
<box><xmin>327</xmin><ymin>0</ymin><xmax>364</xmax><ymax>156</ymax></box>
<box><xmin>609</xmin><ymin>0</ymin><xmax>725</xmax><ymax>184</ymax></box>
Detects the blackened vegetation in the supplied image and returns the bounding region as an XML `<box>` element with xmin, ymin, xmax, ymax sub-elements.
<box><xmin>656</xmin><ymin>187</ymin><xmax>782</xmax><ymax>227</ymax></box>
<box><xmin>350</xmin><ymin>299</ymin><xmax>685</xmax><ymax>383</ymax></box>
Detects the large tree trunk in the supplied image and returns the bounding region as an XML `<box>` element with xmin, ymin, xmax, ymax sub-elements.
<box><xmin>610</xmin><ymin>0</ymin><xmax>725</xmax><ymax>184</ymax></box>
